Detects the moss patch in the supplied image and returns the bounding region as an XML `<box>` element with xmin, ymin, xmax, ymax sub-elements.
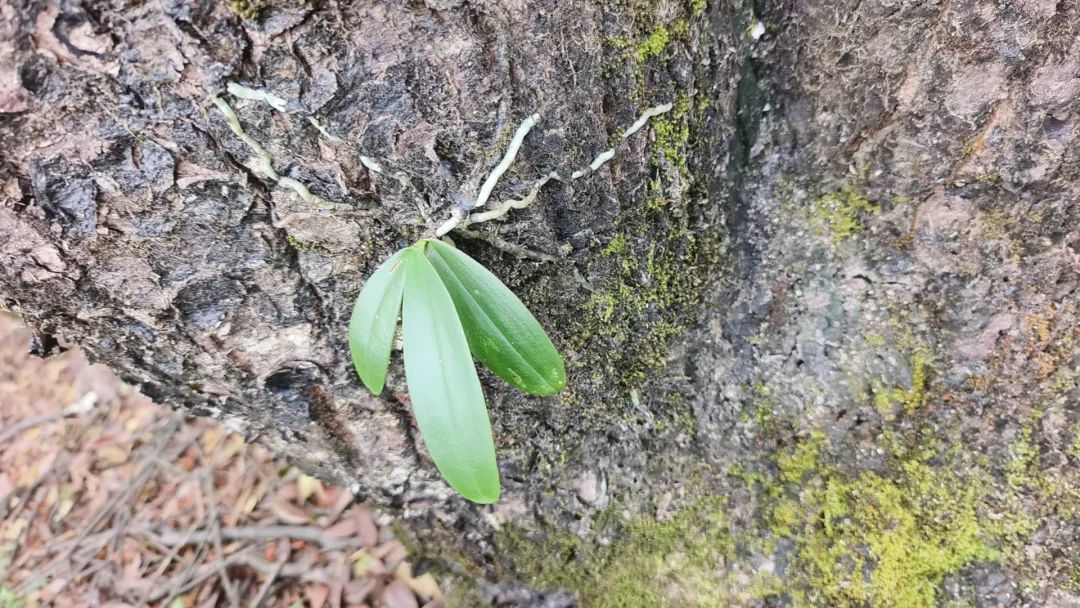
<box><xmin>812</xmin><ymin>186</ymin><xmax>879</xmax><ymax>243</ymax></box>
<box><xmin>872</xmin><ymin>350</ymin><xmax>933</xmax><ymax>419</ymax></box>
<box><xmin>574</xmin><ymin>193</ymin><xmax>718</xmax><ymax>392</ymax></box>
<box><xmin>635</xmin><ymin>25</ymin><xmax>671</xmax><ymax>62</ymax></box>
<box><xmin>499</xmin><ymin>497</ymin><xmax>736</xmax><ymax>607</ymax></box>
<box><xmin>753</xmin><ymin>432</ymin><xmax>1001</xmax><ymax>608</ymax></box>
<box><xmin>223</xmin><ymin>0</ymin><xmax>270</xmax><ymax>20</ymax></box>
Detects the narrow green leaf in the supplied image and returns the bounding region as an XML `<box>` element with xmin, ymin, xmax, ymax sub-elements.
<box><xmin>400</xmin><ymin>246</ymin><xmax>500</xmax><ymax>503</ymax></box>
<box><xmin>423</xmin><ymin>239</ymin><xmax>566</xmax><ymax>396</ymax></box>
<box><xmin>348</xmin><ymin>250</ymin><xmax>406</xmax><ymax>395</ymax></box>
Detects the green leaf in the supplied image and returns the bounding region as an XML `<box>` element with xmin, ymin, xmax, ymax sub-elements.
<box><xmin>348</xmin><ymin>250</ymin><xmax>406</xmax><ymax>394</ymax></box>
<box><xmin>400</xmin><ymin>246</ymin><xmax>500</xmax><ymax>503</ymax></box>
<box><xmin>423</xmin><ymin>239</ymin><xmax>566</xmax><ymax>396</ymax></box>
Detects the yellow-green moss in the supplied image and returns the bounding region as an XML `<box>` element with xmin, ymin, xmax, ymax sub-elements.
<box><xmin>571</xmin><ymin>92</ymin><xmax>717</xmax><ymax>405</ymax></box>
<box><xmin>763</xmin><ymin>432</ymin><xmax>1000</xmax><ymax>608</ymax></box>
<box><xmin>223</xmin><ymin>0</ymin><xmax>269</xmax><ymax>19</ymax></box>
<box><xmin>651</xmin><ymin>97</ymin><xmax>692</xmax><ymax>180</ymax></box>
<box><xmin>1068</xmin><ymin>426</ymin><xmax>1080</xmax><ymax>460</ymax></box>
<box><xmin>873</xmin><ymin>350</ymin><xmax>933</xmax><ymax>418</ymax></box>
<box><xmin>285</xmin><ymin>234</ymin><xmax>323</xmax><ymax>252</ymax></box>
<box><xmin>691</xmin><ymin>0</ymin><xmax>708</xmax><ymax>17</ymax></box>
<box><xmin>499</xmin><ymin>497</ymin><xmax>736</xmax><ymax>607</ymax></box>
<box><xmin>635</xmin><ymin>25</ymin><xmax>671</xmax><ymax>62</ymax></box>
<box><xmin>812</xmin><ymin>186</ymin><xmax>880</xmax><ymax>243</ymax></box>
<box><xmin>865</xmin><ymin>333</ymin><xmax>887</xmax><ymax>347</ymax></box>
<box><xmin>776</xmin><ymin>430</ymin><xmax>827</xmax><ymax>484</ymax></box>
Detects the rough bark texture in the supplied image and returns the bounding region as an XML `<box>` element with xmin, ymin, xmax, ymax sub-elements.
<box><xmin>2</xmin><ymin>0</ymin><xmax>1077</xmax><ymax>605</ymax></box>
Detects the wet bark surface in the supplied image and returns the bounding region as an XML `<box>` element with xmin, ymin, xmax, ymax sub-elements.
<box><xmin>2</xmin><ymin>0</ymin><xmax>1077</xmax><ymax>605</ymax></box>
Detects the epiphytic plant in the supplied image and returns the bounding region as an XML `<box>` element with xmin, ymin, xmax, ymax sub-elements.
<box><xmin>211</xmin><ymin>84</ymin><xmax>672</xmax><ymax>503</ymax></box>
<box><xmin>349</xmin><ymin>238</ymin><xmax>565</xmax><ymax>503</ymax></box>
<box><xmin>347</xmin><ymin>104</ymin><xmax>673</xmax><ymax>503</ymax></box>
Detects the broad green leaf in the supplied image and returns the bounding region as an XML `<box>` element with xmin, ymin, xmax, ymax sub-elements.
<box><xmin>348</xmin><ymin>250</ymin><xmax>406</xmax><ymax>394</ymax></box>
<box><xmin>400</xmin><ymin>246</ymin><xmax>500</xmax><ymax>503</ymax></box>
<box><xmin>423</xmin><ymin>239</ymin><xmax>566</xmax><ymax>396</ymax></box>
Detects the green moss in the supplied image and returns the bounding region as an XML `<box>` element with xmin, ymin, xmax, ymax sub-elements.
<box><xmin>635</xmin><ymin>25</ymin><xmax>671</xmax><ymax>62</ymax></box>
<box><xmin>499</xmin><ymin>497</ymin><xmax>736</xmax><ymax>607</ymax></box>
<box><xmin>865</xmin><ymin>333</ymin><xmax>887</xmax><ymax>347</ymax></box>
<box><xmin>776</xmin><ymin>430</ymin><xmax>827</xmax><ymax>484</ymax></box>
<box><xmin>770</xmin><ymin>499</ymin><xmax>801</xmax><ymax>537</ymax></box>
<box><xmin>1068</xmin><ymin>426</ymin><xmax>1080</xmax><ymax>460</ymax></box>
<box><xmin>223</xmin><ymin>0</ymin><xmax>269</xmax><ymax>19</ymax></box>
<box><xmin>651</xmin><ymin>97</ymin><xmax>692</xmax><ymax>180</ymax></box>
<box><xmin>812</xmin><ymin>186</ymin><xmax>880</xmax><ymax>243</ymax></box>
<box><xmin>691</xmin><ymin>0</ymin><xmax>708</xmax><ymax>17</ymax></box>
<box><xmin>873</xmin><ymin>350</ymin><xmax>933</xmax><ymax>418</ymax></box>
<box><xmin>762</xmin><ymin>432</ymin><xmax>1000</xmax><ymax>608</ymax></box>
<box><xmin>569</xmin><ymin>92</ymin><xmax>718</xmax><ymax>411</ymax></box>
<box><xmin>602</xmin><ymin>232</ymin><xmax>629</xmax><ymax>256</ymax></box>
<box><xmin>285</xmin><ymin>234</ymin><xmax>323</xmax><ymax>252</ymax></box>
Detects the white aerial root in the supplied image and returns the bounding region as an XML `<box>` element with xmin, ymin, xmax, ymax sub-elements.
<box><xmin>227</xmin><ymin>82</ymin><xmax>288</xmax><ymax>112</ymax></box>
<box><xmin>212</xmin><ymin>97</ymin><xmax>335</xmax><ymax>209</ymax></box>
<box><xmin>359</xmin><ymin>156</ymin><xmax>384</xmax><ymax>174</ymax></box>
<box><xmin>439</xmin><ymin>102</ymin><xmax>675</xmax><ymax>238</ymax></box>
<box><xmin>307</xmin><ymin>116</ymin><xmax>343</xmax><ymax>142</ymax></box>
<box><xmin>468</xmin><ymin>172</ymin><xmax>557</xmax><ymax>225</ymax></box>
<box><xmin>570</xmin><ymin>149</ymin><xmax>616</xmax><ymax>179</ymax></box>
<box><xmin>474</xmin><ymin>113</ymin><xmax>540</xmax><ymax>209</ymax></box>
<box><xmin>621</xmin><ymin>102</ymin><xmax>673</xmax><ymax>139</ymax></box>
<box><xmin>219</xmin><ymin>80</ymin><xmax>675</xmax><ymax>250</ymax></box>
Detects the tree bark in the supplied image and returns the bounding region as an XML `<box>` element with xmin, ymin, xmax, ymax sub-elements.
<box><xmin>2</xmin><ymin>0</ymin><xmax>1077</xmax><ymax>605</ymax></box>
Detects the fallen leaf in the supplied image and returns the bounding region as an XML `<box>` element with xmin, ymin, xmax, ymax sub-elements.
<box><xmin>344</xmin><ymin>579</ymin><xmax>376</xmax><ymax>604</ymax></box>
<box><xmin>372</xmin><ymin>540</ymin><xmax>406</xmax><ymax>568</ymax></box>
<box><xmin>297</xmin><ymin>474</ymin><xmax>322</xmax><ymax>504</ymax></box>
<box><xmin>304</xmin><ymin>583</ymin><xmax>330</xmax><ymax>608</ymax></box>
<box><xmin>270</xmin><ymin>496</ymin><xmax>311</xmax><ymax>525</ymax></box>
<box><xmin>350</xmin><ymin>549</ymin><xmax>384</xmax><ymax>577</ymax></box>
<box><xmin>323</xmin><ymin>518</ymin><xmax>358</xmax><ymax>540</ymax></box>
<box><xmin>350</xmin><ymin>505</ymin><xmax>379</xmax><ymax>548</ymax></box>
<box><xmin>380</xmin><ymin>580</ymin><xmax>419</xmax><ymax>608</ymax></box>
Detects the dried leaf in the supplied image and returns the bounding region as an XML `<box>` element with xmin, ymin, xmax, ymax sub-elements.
<box><xmin>271</xmin><ymin>496</ymin><xmax>312</xmax><ymax>525</ymax></box>
<box><xmin>304</xmin><ymin>584</ymin><xmax>330</xmax><ymax>608</ymax></box>
<box><xmin>349</xmin><ymin>504</ymin><xmax>379</xmax><ymax>548</ymax></box>
<box><xmin>323</xmin><ymin>518</ymin><xmax>358</xmax><ymax>540</ymax></box>
<box><xmin>380</xmin><ymin>580</ymin><xmax>419</xmax><ymax>608</ymax></box>
<box><xmin>297</xmin><ymin>474</ymin><xmax>322</xmax><ymax>504</ymax></box>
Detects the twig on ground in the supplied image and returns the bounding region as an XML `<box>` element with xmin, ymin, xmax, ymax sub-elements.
<box><xmin>0</xmin><ymin>392</ymin><xmax>97</xmax><ymax>443</ymax></box>
<box><xmin>250</xmin><ymin>539</ymin><xmax>291</xmax><ymax>608</ymax></box>
<box><xmin>133</xmin><ymin>523</ymin><xmax>358</xmax><ymax>552</ymax></box>
<box><xmin>203</xmin><ymin>469</ymin><xmax>241</xmax><ymax>608</ymax></box>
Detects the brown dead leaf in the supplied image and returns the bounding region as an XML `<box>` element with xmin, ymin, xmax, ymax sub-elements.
<box><xmin>55</xmin><ymin>483</ymin><xmax>77</xmax><ymax>521</ymax></box>
<box><xmin>380</xmin><ymin>580</ymin><xmax>419</xmax><ymax>608</ymax></box>
<box><xmin>199</xmin><ymin>426</ymin><xmax>225</xmax><ymax>458</ymax></box>
<box><xmin>349</xmin><ymin>504</ymin><xmax>379</xmax><ymax>548</ymax></box>
<box><xmin>271</xmin><ymin>496</ymin><xmax>312</xmax><ymax>525</ymax></box>
<box><xmin>372</xmin><ymin>540</ymin><xmax>406</xmax><ymax>569</ymax></box>
<box><xmin>344</xmin><ymin>579</ymin><xmax>376</xmax><ymax>605</ymax></box>
<box><xmin>323</xmin><ymin>518</ymin><xmax>358</xmax><ymax>540</ymax></box>
<box><xmin>96</xmin><ymin>444</ymin><xmax>130</xmax><ymax>467</ymax></box>
<box><xmin>350</xmin><ymin>549</ymin><xmax>385</xmax><ymax>578</ymax></box>
<box><xmin>394</xmin><ymin>563</ymin><xmax>443</xmax><ymax>602</ymax></box>
<box><xmin>305</xmin><ymin>583</ymin><xmax>331</xmax><ymax>608</ymax></box>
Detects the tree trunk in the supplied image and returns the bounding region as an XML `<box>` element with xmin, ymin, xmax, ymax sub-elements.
<box><xmin>2</xmin><ymin>0</ymin><xmax>1076</xmax><ymax>605</ymax></box>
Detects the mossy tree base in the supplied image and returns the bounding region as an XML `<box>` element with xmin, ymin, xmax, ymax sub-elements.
<box><xmin>1</xmin><ymin>0</ymin><xmax>1077</xmax><ymax>605</ymax></box>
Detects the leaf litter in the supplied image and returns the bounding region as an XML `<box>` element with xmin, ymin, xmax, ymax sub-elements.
<box><xmin>0</xmin><ymin>315</ymin><xmax>443</xmax><ymax>607</ymax></box>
